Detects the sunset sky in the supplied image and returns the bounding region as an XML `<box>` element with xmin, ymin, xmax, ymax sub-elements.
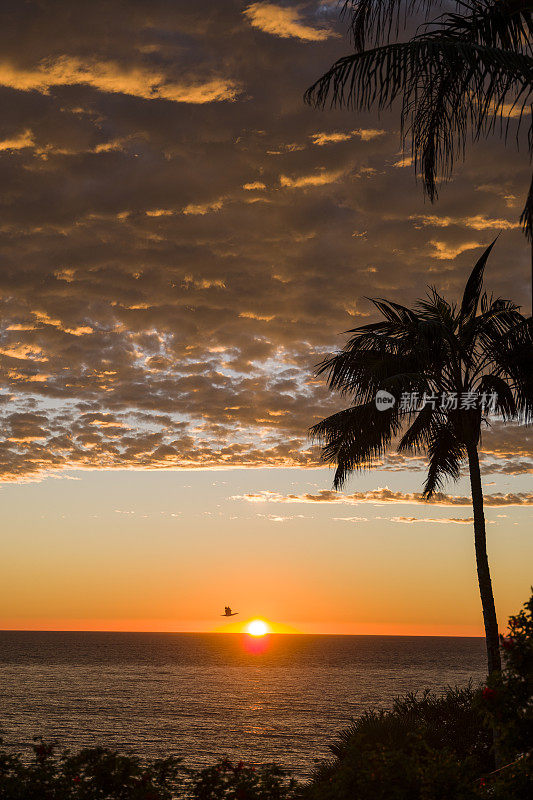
<box><xmin>0</xmin><ymin>0</ymin><xmax>531</xmax><ymax>635</ymax></box>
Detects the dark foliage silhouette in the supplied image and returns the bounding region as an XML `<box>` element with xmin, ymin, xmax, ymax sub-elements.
<box><xmin>0</xmin><ymin>745</ymin><xmax>298</xmax><ymax>800</ymax></box>
<box><xmin>304</xmin><ymin>592</ymin><xmax>533</xmax><ymax>799</ymax></box>
<box><xmin>481</xmin><ymin>589</ymin><xmax>533</xmax><ymax>760</ymax></box>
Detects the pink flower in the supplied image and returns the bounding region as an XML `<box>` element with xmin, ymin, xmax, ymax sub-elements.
<box><xmin>482</xmin><ymin>687</ymin><xmax>497</xmax><ymax>701</ymax></box>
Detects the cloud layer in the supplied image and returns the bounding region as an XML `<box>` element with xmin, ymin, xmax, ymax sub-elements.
<box><xmin>232</xmin><ymin>489</ymin><xmax>533</xmax><ymax>506</ymax></box>
<box><xmin>0</xmin><ymin>0</ymin><xmax>531</xmax><ymax>482</ymax></box>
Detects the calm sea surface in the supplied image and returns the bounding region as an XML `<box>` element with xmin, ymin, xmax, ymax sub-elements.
<box><xmin>0</xmin><ymin>632</ymin><xmax>486</xmax><ymax>776</ymax></box>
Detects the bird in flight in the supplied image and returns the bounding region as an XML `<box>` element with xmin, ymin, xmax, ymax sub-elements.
<box><xmin>221</xmin><ymin>606</ymin><xmax>238</xmax><ymax>617</ymax></box>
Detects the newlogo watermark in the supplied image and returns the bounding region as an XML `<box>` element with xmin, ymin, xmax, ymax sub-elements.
<box><xmin>375</xmin><ymin>390</ymin><xmax>498</xmax><ymax>412</ymax></box>
<box><xmin>375</xmin><ymin>390</ymin><xmax>396</xmax><ymax>411</ymax></box>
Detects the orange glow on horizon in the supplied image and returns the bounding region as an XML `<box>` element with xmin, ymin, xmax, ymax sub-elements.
<box><xmin>0</xmin><ymin>617</ymin><xmax>487</xmax><ymax>637</ymax></box>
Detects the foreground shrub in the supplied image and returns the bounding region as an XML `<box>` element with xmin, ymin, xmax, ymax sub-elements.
<box><xmin>481</xmin><ymin>591</ymin><xmax>533</xmax><ymax>760</ymax></box>
<box><xmin>303</xmin><ymin>591</ymin><xmax>533</xmax><ymax>800</ymax></box>
<box><xmin>303</xmin><ymin>687</ymin><xmax>488</xmax><ymax>800</ymax></box>
<box><xmin>0</xmin><ymin>743</ymin><xmax>299</xmax><ymax>800</ymax></box>
<box><xmin>0</xmin><ymin>741</ymin><xmax>185</xmax><ymax>799</ymax></box>
<box><xmin>190</xmin><ymin>759</ymin><xmax>298</xmax><ymax>800</ymax></box>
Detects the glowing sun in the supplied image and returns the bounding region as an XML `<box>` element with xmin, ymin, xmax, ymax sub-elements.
<box><xmin>246</xmin><ymin>619</ymin><xmax>269</xmax><ymax>637</ymax></box>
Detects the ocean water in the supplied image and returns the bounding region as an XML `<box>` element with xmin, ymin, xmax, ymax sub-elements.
<box><xmin>0</xmin><ymin>632</ymin><xmax>486</xmax><ymax>776</ymax></box>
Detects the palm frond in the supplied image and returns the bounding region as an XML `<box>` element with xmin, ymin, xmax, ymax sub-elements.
<box><xmin>326</xmin><ymin>357</ymin><xmax>426</xmax><ymax>399</ymax></box>
<box><xmin>315</xmin><ymin>319</ymin><xmax>426</xmax><ymax>398</ymax></box>
<box><xmin>342</xmin><ymin>0</ymin><xmax>444</xmax><ymax>51</ymax></box>
<box><xmin>426</xmin><ymin>1</ymin><xmax>533</xmax><ymax>55</ymax></box>
<box><xmin>458</xmin><ymin>239</ymin><xmax>498</xmax><ymax>325</ymax></box>
<box><xmin>398</xmin><ymin>404</ymin><xmax>441</xmax><ymax>453</ymax></box>
<box><xmin>423</xmin><ymin>421</ymin><xmax>466</xmax><ymax>496</ymax></box>
<box><xmin>477</xmin><ymin>373</ymin><xmax>517</xmax><ymax>419</ymax></box>
<box><xmin>462</xmin><ymin>296</ymin><xmax>523</xmax><ymax>378</ymax></box>
<box><xmin>310</xmin><ymin>402</ymin><xmax>404</xmax><ymax>488</ymax></box>
<box><xmin>519</xmin><ymin>171</ymin><xmax>533</xmax><ymax>241</ymax></box>
<box><xmin>482</xmin><ymin>316</ymin><xmax>533</xmax><ymax>418</ymax></box>
<box><xmin>305</xmin><ymin>4</ymin><xmax>533</xmax><ymax>202</ymax></box>
<box><xmin>305</xmin><ymin>37</ymin><xmax>533</xmax><ymax>113</ymax></box>
<box><xmin>369</xmin><ymin>298</ymin><xmax>420</xmax><ymax>326</ymax></box>
<box><xmin>407</xmin><ymin>41</ymin><xmax>533</xmax><ymax>198</ymax></box>
<box><xmin>342</xmin><ymin>1</ymin><xmax>533</xmax><ymax>53</ymax></box>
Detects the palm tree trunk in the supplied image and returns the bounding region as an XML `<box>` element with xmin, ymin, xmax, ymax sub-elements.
<box><xmin>520</xmin><ymin>172</ymin><xmax>533</xmax><ymax>313</ymax></box>
<box><xmin>466</xmin><ymin>443</ymin><xmax>501</xmax><ymax>675</ymax></box>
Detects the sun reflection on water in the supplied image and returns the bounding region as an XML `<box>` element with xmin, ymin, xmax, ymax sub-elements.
<box><xmin>243</xmin><ymin>630</ymin><xmax>271</xmax><ymax>655</ymax></box>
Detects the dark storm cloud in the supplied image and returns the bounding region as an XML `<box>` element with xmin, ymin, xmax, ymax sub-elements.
<box><xmin>0</xmin><ymin>0</ymin><xmax>531</xmax><ymax>481</ymax></box>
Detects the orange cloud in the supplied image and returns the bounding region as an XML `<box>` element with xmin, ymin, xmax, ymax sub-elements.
<box><xmin>0</xmin><ymin>129</ymin><xmax>34</xmax><ymax>151</ymax></box>
<box><xmin>32</xmin><ymin>311</ymin><xmax>93</xmax><ymax>336</ymax></box>
<box><xmin>279</xmin><ymin>168</ymin><xmax>344</xmax><ymax>188</ymax></box>
<box><xmin>0</xmin><ymin>344</ymin><xmax>47</xmax><ymax>360</ymax></box>
<box><xmin>182</xmin><ymin>198</ymin><xmax>226</xmax><ymax>215</ymax></box>
<box><xmin>412</xmin><ymin>214</ymin><xmax>519</xmax><ymax>231</ymax></box>
<box><xmin>243</xmin><ymin>3</ymin><xmax>335</xmax><ymax>41</ymax></box>
<box><xmin>243</xmin><ymin>181</ymin><xmax>266</xmax><ymax>190</ymax></box>
<box><xmin>0</xmin><ymin>57</ymin><xmax>238</xmax><ymax>103</ymax></box>
<box><xmin>310</xmin><ymin>129</ymin><xmax>384</xmax><ymax>146</ymax></box>
<box><xmin>430</xmin><ymin>240</ymin><xmax>484</xmax><ymax>260</ymax></box>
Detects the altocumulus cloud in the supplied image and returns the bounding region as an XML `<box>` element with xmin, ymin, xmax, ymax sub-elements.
<box><xmin>231</xmin><ymin>489</ymin><xmax>533</xmax><ymax>506</ymax></box>
<box><xmin>0</xmin><ymin>0</ymin><xmax>530</xmax><ymax>483</ymax></box>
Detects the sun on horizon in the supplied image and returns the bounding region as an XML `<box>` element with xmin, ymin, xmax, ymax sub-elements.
<box><xmin>246</xmin><ymin>619</ymin><xmax>269</xmax><ymax>637</ymax></box>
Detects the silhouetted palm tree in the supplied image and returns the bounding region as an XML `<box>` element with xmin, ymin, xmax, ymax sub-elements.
<box><xmin>305</xmin><ymin>1</ymin><xmax>533</xmax><ymax>301</ymax></box>
<box><xmin>311</xmin><ymin>242</ymin><xmax>533</xmax><ymax>675</ymax></box>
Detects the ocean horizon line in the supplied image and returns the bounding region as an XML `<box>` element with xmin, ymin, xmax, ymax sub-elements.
<box><xmin>0</xmin><ymin>628</ymin><xmax>485</xmax><ymax>639</ymax></box>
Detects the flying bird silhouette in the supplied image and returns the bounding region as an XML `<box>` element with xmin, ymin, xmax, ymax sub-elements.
<box><xmin>221</xmin><ymin>606</ymin><xmax>238</xmax><ymax>617</ymax></box>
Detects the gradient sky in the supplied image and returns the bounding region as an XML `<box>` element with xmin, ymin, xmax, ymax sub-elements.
<box><xmin>0</xmin><ymin>0</ymin><xmax>531</xmax><ymax>635</ymax></box>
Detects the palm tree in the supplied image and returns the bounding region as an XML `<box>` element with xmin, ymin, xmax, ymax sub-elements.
<box><xmin>305</xmin><ymin>1</ymin><xmax>533</xmax><ymax>304</ymax></box>
<box><xmin>310</xmin><ymin>241</ymin><xmax>533</xmax><ymax>675</ymax></box>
